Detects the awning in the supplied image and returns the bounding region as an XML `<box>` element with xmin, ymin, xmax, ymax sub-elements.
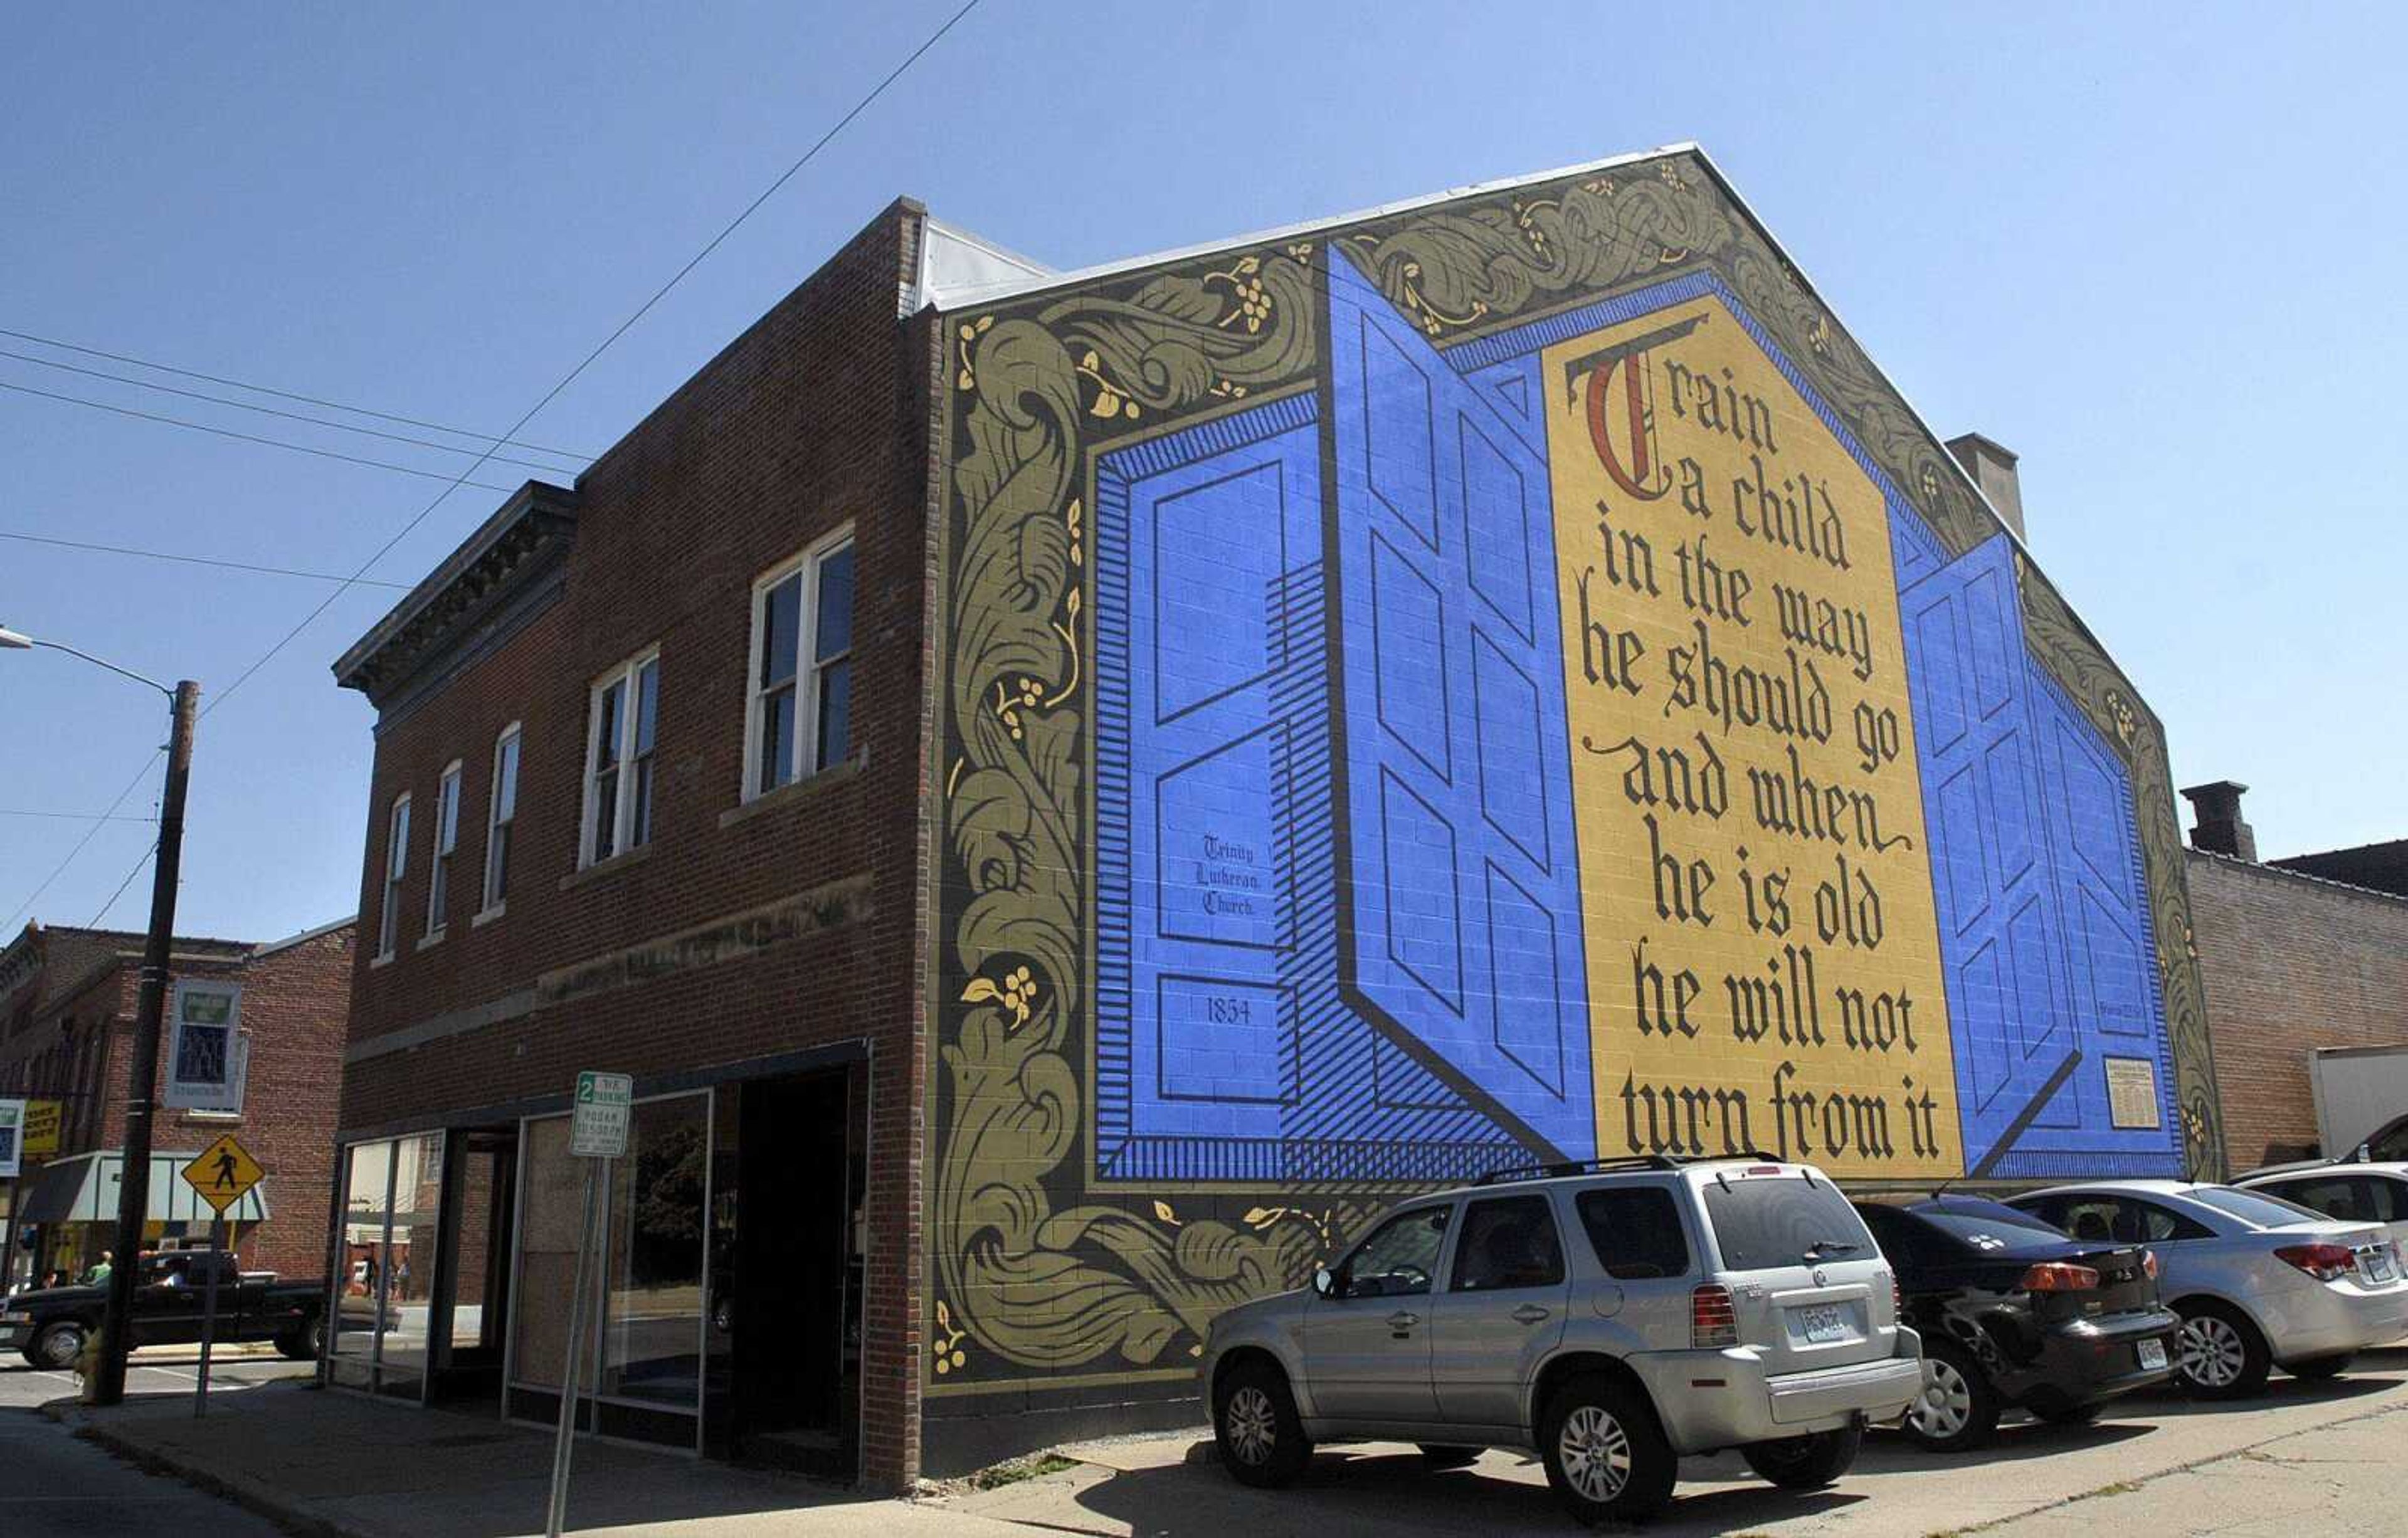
<box><xmin>18</xmin><ymin>1151</ymin><xmax>269</xmax><ymax>1225</ymax></box>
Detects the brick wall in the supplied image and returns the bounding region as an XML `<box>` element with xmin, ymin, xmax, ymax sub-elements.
<box><xmin>2187</xmin><ymin>850</ymin><xmax>2408</xmax><ymax>1171</ymax></box>
<box><xmin>337</xmin><ymin>202</ymin><xmax>933</xmax><ymax>1487</ymax></box>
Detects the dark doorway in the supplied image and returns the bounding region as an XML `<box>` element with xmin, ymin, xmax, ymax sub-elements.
<box><xmin>710</xmin><ymin>1064</ymin><xmax>864</xmax><ymax>1477</ymax></box>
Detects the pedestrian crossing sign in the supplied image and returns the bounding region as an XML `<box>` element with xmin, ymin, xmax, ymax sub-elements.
<box><xmin>182</xmin><ymin>1133</ymin><xmax>263</xmax><ymax>1215</ymax></box>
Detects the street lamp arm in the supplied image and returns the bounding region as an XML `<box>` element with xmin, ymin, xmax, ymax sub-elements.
<box><xmin>13</xmin><ymin>635</ymin><xmax>174</xmax><ymax>696</ymax></box>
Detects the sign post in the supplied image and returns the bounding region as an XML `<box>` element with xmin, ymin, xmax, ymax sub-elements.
<box><xmin>179</xmin><ymin>1133</ymin><xmax>263</xmax><ymax>1419</ymax></box>
<box><xmin>549</xmin><ymin>1072</ymin><xmax>630</xmax><ymax>1538</ymax></box>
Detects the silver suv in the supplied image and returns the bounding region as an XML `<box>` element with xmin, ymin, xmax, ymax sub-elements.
<box><xmin>1200</xmin><ymin>1156</ymin><xmax>1923</xmax><ymax>1524</ymax></box>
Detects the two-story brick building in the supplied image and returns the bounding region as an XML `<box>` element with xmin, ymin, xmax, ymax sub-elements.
<box><xmin>0</xmin><ymin>918</ymin><xmax>353</xmax><ymax>1291</ymax></box>
<box><xmin>329</xmin><ymin>145</ymin><xmax>2222</xmax><ymax>1488</ymax></box>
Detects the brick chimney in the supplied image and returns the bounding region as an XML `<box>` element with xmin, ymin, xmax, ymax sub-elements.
<box><xmin>2180</xmin><ymin>780</ymin><xmax>2258</xmax><ymax>861</ymax></box>
<box><xmin>1946</xmin><ymin>432</ymin><xmax>2026</xmax><ymax>542</ymax></box>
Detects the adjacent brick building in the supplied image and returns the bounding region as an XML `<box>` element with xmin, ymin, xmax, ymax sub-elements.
<box><xmin>328</xmin><ymin>147</ymin><xmax>2225</xmax><ymax>1486</ymax></box>
<box><xmin>2180</xmin><ymin>784</ymin><xmax>2408</xmax><ymax>1172</ymax></box>
<box><xmin>0</xmin><ymin>917</ymin><xmax>354</xmax><ymax>1287</ymax></box>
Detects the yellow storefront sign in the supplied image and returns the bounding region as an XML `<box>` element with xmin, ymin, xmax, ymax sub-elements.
<box><xmin>1545</xmin><ymin>296</ymin><xmax>1962</xmax><ymax>1177</ymax></box>
<box><xmin>23</xmin><ymin>1099</ymin><xmax>62</xmax><ymax>1160</ymax></box>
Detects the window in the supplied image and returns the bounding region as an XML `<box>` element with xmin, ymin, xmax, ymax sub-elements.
<box><xmin>583</xmin><ymin>651</ymin><xmax>660</xmax><ymax>866</ymax></box>
<box><xmin>376</xmin><ymin>794</ymin><xmax>411</xmax><ymax>960</ymax></box>
<box><xmin>2189</xmin><ymin>1187</ymin><xmax>2326</xmax><ymax>1230</ymax></box>
<box><xmin>425</xmin><ymin>762</ymin><xmax>461</xmax><ymax>938</ymax></box>
<box><xmin>1335</xmin><ymin>1205</ymin><xmax>1451</xmax><ymax>1300</ymax></box>
<box><xmin>744</xmin><ymin>532</ymin><xmax>854</xmax><ymax>799</ymax></box>
<box><xmin>1578</xmin><ymin>1187</ymin><xmax>1692</xmax><ymax>1279</ymax></box>
<box><xmin>1700</xmin><ymin>1174</ymin><xmax>1872</xmax><ymax>1271</ymax></box>
<box><xmin>481</xmin><ymin>724</ymin><xmax>520</xmax><ymax>914</ymax></box>
<box><xmin>2264</xmin><ymin>1177</ymin><xmax>2376</xmax><ymax>1225</ymax></box>
<box><xmin>1450</xmin><ymin>1196</ymin><xmax>1565</xmax><ymax>1292</ymax></box>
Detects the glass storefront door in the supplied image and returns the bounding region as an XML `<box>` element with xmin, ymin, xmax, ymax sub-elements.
<box><xmin>327</xmin><ymin>1131</ymin><xmax>445</xmax><ymax>1399</ymax></box>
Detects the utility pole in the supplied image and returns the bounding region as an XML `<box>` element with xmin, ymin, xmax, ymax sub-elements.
<box><xmin>90</xmin><ymin>679</ymin><xmax>199</xmax><ymax>1406</ymax></box>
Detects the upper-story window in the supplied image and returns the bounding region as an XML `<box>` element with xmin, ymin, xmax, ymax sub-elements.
<box><xmin>583</xmin><ymin>650</ymin><xmax>660</xmax><ymax>867</ymax></box>
<box><xmin>425</xmin><ymin>762</ymin><xmax>462</xmax><ymax>939</ymax></box>
<box><xmin>481</xmin><ymin>723</ymin><xmax>520</xmax><ymax>915</ymax></box>
<box><xmin>376</xmin><ymin>793</ymin><xmax>411</xmax><ymax>961</ymax></box>
<box><xmin>744</xmin><ymin>530</ymin><xmax>854</xmax><ymax>800</ymax></box>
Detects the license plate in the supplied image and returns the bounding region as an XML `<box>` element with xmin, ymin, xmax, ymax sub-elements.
<box><xmin>2138</xmin><ymin>1337</ymin><xmax>2169</xmax><ymax>1372</ymax></box>
<box><xmin>1794</xmin><ymin>1303</ymin><xmax>1851</xmax><ymax>1344</ymax></box>
<box><xmin>2363</xmin><ymin>1250</ymin><xmax>2397</xmax><ymax>1285</ymax></box>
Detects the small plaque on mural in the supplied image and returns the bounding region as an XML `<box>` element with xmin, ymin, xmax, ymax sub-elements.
<box><xmin>2104</xmin><ymin>1056</ymin><xmax>2162</xmax><ymax>1129</ymax></box>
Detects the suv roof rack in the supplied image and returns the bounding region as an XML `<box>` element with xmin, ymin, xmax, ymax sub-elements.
<box><xmin>1475</xmin><ymin>1151</ymin><xmax>1791</xmax><ymax>1186</ymax></box>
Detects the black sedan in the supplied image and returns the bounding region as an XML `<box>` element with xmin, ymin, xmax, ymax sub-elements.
<box><xmin>1854</xmin><ymin>1196</ymin><xmax>2180</xmax><ymax>1451</ymax></box>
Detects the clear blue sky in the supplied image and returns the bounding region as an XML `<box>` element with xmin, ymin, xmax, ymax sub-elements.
<box><xmin>4</xmin><ymin>3</ymin><xmax>2401</xmax><ymax>942</ymax></box>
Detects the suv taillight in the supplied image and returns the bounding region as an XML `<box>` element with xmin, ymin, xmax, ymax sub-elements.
<box><xmin>2017</xmin><ymin>1261</ymin><xmax>2101</xmax><ymax>1293</ymax></box>
<box><xmin>1692</xmin><ymin>1283</ymin><xmax>1738</xmax><ymax>1349</ymax></box>
<box><xmin>2274</xmin><ymin>1243</ymin><xmax>2357</xmax><ymax>1282</ymax></box>
<box><xmin>1891</xmin><ymin>1275</ymin><xmax>1903</xmax><ymax>1317</ymax></box>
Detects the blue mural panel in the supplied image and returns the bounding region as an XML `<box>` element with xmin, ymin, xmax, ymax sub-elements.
<box><xmin>1328</xmin><ymin>251</ymin><xmax>1595</xmax><ymax>1161</ymax></box>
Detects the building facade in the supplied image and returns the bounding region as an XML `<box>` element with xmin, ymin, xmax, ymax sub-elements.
<box><xmin>0</xmin><ymin>918</ymin><xmax>353</xmax><ymax>1287</ymax></box>
<box><xmin>2180</xmin><ymin>784</ymin><xmax>2408</xmax><ymax>1172</ymax></box>
<box><xmin>330</xmin><ymin>147</ymin><xmax>2221</xmax><ymax>1485</ymax></box>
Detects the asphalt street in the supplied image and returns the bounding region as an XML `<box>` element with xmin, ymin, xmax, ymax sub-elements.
<box><xmin>0</xmin><ymin>1404</ymin><xmax>287</xmax><ymax>1538</ymax></box>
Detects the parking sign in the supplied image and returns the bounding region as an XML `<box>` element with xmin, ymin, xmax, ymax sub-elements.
<box><xmin>570</xmin><ymin>1071</ymin><xmax>631</xmax><ymax>1158</ymax></box>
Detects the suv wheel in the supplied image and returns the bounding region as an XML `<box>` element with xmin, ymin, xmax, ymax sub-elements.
<box><xmin>2175</xmin><ymin>1302</ymin><xmax>2270</xmax><ymax>1398</ymax></box>
<box><xmin>1538</xmin><ymin>1374</ymin><xmax>1675</xmax><ymax>1525</ymax></box>
<box><xmin>31</xmin><ymin>1320</ymin><xmax>85</xmax><ymax>1371</ymax></box>
<box><xmin>1742</xmin><ymin>1418</ymin><xmax>1864</xmax><ymax>1489</ymax></box>
<box><xmin>1899</xmin><ymin>1339</ymin><xmax>2000</xmax><ymax>1452</ymax></box>
<box><xmin>1213</xmin><ymin>1361</ymin><xmax>1309</xmax><ymax>1488</ymax></box>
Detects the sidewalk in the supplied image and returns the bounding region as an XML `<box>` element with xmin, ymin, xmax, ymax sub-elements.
<box><xmin>47</xmin><ymin>1380</ymin><xmax>1016</xmax><ymax>1537</ymax></box>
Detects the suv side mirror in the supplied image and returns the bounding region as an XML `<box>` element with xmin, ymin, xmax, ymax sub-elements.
<box><xmin>1312</xmin><ymin>1266</ymin><xmax>1337</xmax><ymax>1299</ymax></box>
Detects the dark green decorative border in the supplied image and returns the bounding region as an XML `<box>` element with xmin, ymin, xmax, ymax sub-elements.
<box><xmin>927</xmin><ymin>149</ymin><xmax>2222</xmax><ymax>1394</ymax></box>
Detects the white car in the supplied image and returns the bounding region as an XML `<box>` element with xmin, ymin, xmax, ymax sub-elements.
<box><xmin>2008</xmin><ymin>1181</ymin><xmax>2408</xmax><ymax>1397</ymax></box>
<box><xmin>2236</xmin><ymin>1161</ymin><xmax>2408</xmax><ymax>1260</ymax></box>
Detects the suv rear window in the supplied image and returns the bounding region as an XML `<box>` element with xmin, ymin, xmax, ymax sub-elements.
<box><xmin>1576</xmin><ymin>1188</ymin><xmax>1690</xmax><ymax>1279</ymax></box>
<box><xmin>1702</xmin><ymin>1174</ymin><xmax>1871</xmax><ymax>1271</ymax></box>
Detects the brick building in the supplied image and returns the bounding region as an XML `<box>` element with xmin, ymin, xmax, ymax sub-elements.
<box><xmin>0</xmin><ymin>918</ymin><xmax>354</xmax><ymax>1288</ymax></box>
<box><xmin>2180</xmin><ymin>783</ymin><xmax>2408</xmax><ymax>1172</ymax></box>
<box><xmin>329</xmin><ymin>147</ymin><xmax>2222</xmax><ymax>1485</ymax></box>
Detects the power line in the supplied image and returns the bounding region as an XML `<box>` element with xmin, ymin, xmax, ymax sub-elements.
<box><xmin>198</xmin><ymin>0</ymin><xmax>985</xmax><ymax>724</ymax></box>
<box><xmin>87</xmin><ymin>841</ymin><xmax>159</xmax><ymax>928</ymax></box>
<box><xmin>0</xmin><ymin>379</ymin><xmax>520</xmax><ymax>493</ymax></box>
<box><xmin>0</xmin><ymin>345</ymin><xmax>586</xmax><ymax>477</ymax></box>
<box><xmin>1</xmin><ymin>530</ymin><xmax>415</xmax><ymax>589</ymax></box>
<box><xmin>0</xmin><ymin>0</ymin><xmax>985</xmax><ymax>927</ymax></box>
<box><xmin>0</xmin><ymin>324</ymin><xmax>596</xmax><ymax>461</ymax></box>
<box><xmin>1</xmin><ymin>755</ymin><xmax>159</xmax><ymax>934</ymax></box>
<box><xmin>0</xmin><ymin>809</ymin><xmax>154</xmax><ymax>823</ymax></box>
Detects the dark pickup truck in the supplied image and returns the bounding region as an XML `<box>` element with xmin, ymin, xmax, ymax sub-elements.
<box><xmin>1</xmin><ymin>1251</ymin><xmax>324</xmax><ymax>1369</ymax></box>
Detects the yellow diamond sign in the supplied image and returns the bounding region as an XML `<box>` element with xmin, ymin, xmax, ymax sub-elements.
<box><xmin>181</xmin><ymin>1133</ymin><xmax>263</xmax><ymax>1216</ymax></box>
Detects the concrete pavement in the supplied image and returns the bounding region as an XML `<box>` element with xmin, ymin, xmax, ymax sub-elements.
<box><xmin>939</xmin><ymin>1346</ymin><xmax>2408</xmax><ymax>1537</ymax></box>
<box><xmin>0</xmin><ymin>1343</ymin><xmax>310</xmax><ymax>1409</ymax></box>
<box><xmin>31</xmin><ymin>1346</ymin><xmax>2408</xmax><ymax>1536</ymax></box>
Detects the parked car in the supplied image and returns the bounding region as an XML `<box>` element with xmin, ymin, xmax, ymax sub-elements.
<box><xmin>0</xmin><ymin>1250</ymin><xmax>325</xmax><ymax>1369</ymax></box>
<box><xmin>2006</xmin><ymin>1181</ymin><xmax>2408</xmax><ymax>1398</ymax></box>
<box><xmin>2236</xmin><ymin>1161</ymin><xmax>2408</xmax><ymax>1257</ymax></box>
<box><xmin>1200</xmin><ymin>1155</ymin><xmax>1923</xmax><ymax>1524</ymax></box>
<box><xmin>1852</xmin><ymin>1196</ymin><xmax>2178</xmax><ymax>1450</ymax></box>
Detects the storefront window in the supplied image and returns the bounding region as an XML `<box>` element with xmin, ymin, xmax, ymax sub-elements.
<box><xmin>602</xmin><ymin>1095</ymin><xmax>708</xmax><ymax>1407</ymax></box>
<box><xmin>329</xmin><ymin>1133</ymin><xmax>445</xmax><ymax>1398</ymax></box>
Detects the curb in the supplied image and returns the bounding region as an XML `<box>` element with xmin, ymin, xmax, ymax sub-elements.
<box><xmin>44</xmin><ymin>1394</ymin><xmax>360</xmax><ymax>1538</ymax></box>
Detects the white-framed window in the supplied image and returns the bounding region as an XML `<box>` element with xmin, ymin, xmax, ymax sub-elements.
<box><xmin>377</xmin><ymin>793</ymin><xmax>411</xmax><ymax>961</ymax></box>
<box><xmin>481</xmin><ymin>723</ymin><xmax>521</xmax><ymax>915</ymax></box>
<box><xmin>581</xmin><ymin>650</ymin><xmax>660</xmax><ymax>868</ymax></box>
<box><xmin>424</xmin><ymin>762</ymin><xmax>462</xmax><ymax>939</ymax></box>
<box><xmin>743</xmin><ymin>530</ymin><xmax>854</xmax><ymax>800</ymax></box>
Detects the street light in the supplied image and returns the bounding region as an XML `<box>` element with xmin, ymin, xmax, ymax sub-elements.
<box><xmin>1</xmin><ymin>621</ymin><xmax>199</xmax><ymax>1407</ymax></box>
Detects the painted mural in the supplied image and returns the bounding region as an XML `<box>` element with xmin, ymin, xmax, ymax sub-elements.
<box><xmin>929</xmin><ymin>151</ymin><xmax>2221</xmax><ymax>1401</ymax></box>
